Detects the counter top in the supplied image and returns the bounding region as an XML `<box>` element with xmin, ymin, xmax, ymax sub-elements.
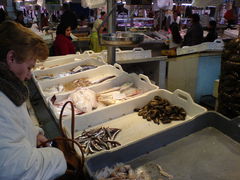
<box><xmin>167</xmin><ymin>51</ymin><xmax>222</xmax><ymax>62</ymax></box>
<box><xmin>117</xmin><ymin>56</ymin><xmax>167</xmax><ymax>64</ymax></box>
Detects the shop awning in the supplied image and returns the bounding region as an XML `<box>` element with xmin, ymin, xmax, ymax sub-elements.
<box><xmin>192</xmin><ymin>0</ymin><xmax>224</xmax><ymax>7</ymax></box>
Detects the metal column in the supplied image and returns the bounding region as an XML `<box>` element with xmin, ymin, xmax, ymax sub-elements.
<box><xmin>107</xmin><ymin>0</ymin><xmax>116</xmax><ymax>65</ymax></box>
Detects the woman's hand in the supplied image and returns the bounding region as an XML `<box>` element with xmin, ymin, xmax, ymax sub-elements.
<box><xmin>37</xmin><ymin>133</ymin><xmax>48</xmax><ymax>147</ymax></box>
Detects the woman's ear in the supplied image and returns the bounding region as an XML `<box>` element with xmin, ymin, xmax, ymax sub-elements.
<box><xmin>6</xmin><ymin>50</ymin><xmax>16</xmax><ymax>67</ymax></box>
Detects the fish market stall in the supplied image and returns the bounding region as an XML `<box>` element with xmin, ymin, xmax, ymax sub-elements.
<box><xmin>86</xmin><ymin>112</ymin><xmax>240</xmax><ymax>180</ymax></box>
<box><xmin>36</xmin><ymin>64</ymin><xmax>126</xmax><ymax>102</ymax></box>
<box><xmin>29</xmin><ymin>52</ymin><xmax>206</xmax><ymax>160</ymax></box>
<box><xmin>48</xmin><ymin>73</ymin><xmax>159</xmax><ymax>124</ymax></box>
<box><xmin>60</xmin><ymin>89</ymin><xmax>206</xmax><ymax>158</ymax></box>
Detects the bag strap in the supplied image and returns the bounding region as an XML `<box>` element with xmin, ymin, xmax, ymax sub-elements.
<box><xmin>59</xmin><ymin>101</ymin><xmax>75</xmax><ymax>141</ymax></box>
<box><xmin>39</xmin><ymin>101</ymin><xmax>85</xmax><ymax>177</ymax></box>
<box><xmin>58</xmin><ymin>100</ymin><xmax>85</xmax><ymax>169</ymax></box>
<box><xmin>38</xmin><ymin>137</ymin><xmax>85</xmax><ymax>170</ymax></box>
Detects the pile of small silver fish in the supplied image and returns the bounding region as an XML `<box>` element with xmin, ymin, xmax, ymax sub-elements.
<box><xmin>76</xmin><ymin>127</ymin><xmax>121</xmax><ymax>155</ymax></box>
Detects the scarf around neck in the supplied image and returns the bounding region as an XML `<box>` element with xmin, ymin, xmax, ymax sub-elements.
<box><xmin>0</xmin><ymin>62</ymin><xmax>28</xmax><ymax>106</ymax></box>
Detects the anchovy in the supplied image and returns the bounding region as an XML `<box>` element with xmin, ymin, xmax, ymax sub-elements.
<box><xmin>76</xmin><ymin>127</ymin><xmax>122</xmax><ymax>155</ymax></box>
<box><xmin>90</xmin><ymin>140</ymin><xmax>102</xmax><ymax>151</ymax></box>
<box><xmin>111</xmin><ymin>129</ymin><xmax>121</xmax><ymax>140</ymax></box>
<box><xmin>92</xmin><ymin>75</ymin><xmax>116</xmax><ymax>84</ymax></box>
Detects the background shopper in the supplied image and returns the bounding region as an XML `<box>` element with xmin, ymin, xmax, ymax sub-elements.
<box><xmin>204</xmin><ymin>20</ymin><xmax>218</xmax><ymax>42</ymax></box>
<box><xmin>182</xmin><ymin>13</ymin><xmax>203</xmax><ymax>46</ymax></box>
<box><xmin>53</xmin><ymin>23</ymin><xmax>76</xmax><ymax>55</ymax></box>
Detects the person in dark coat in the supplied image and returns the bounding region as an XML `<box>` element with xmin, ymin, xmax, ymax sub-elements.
<box><xmin>169</xmin><ymin>22</ymin><xmax>182</xmax><ymax>48</ymax></box>
<box><xmin>60</xmin><ymin>3</ymin><xmax>78</xmax><ymax>30</ymax></box>
<box><xmin>182</xmin><ymin>14</ymin><xmax>203</xmax><ymax>46</ymax></box>
<box><xmin>53</xmin><ymin>23</ymin><xmax>76</xmax><ymax>55</ymax></box>
<box><xmin>204</xmin><ymin>20</ymin><xmax>218</xmax><ymax>42</ymax></box>
<box><xmin>0</xmin><ymin>8</ymin><xmax>7</xmax><ymax>23</ymax></box>
<box><xmin>15</xmin><ymin>11</ymin><xmax>26</xmax><ymax>27</ymax></box>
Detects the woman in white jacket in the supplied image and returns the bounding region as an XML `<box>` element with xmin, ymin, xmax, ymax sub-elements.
<box><xmin>0</xmin><ymin>20</ymin><xmax>67</xmax><ymax>180</ymax></box>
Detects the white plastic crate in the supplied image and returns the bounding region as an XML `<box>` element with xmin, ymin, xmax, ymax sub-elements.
<box><xmin>45</xmin><ymin>53</ymin><xmax>80</xmax><ymax>62</ymax></box>
<box><xmin>177</xmin><ymin>44</ymin><xmax>205</xmax><ymax>55</ymax></box>
<box><xmin>118</xmin><ymin>48</ymin><xmax>152</xmax><ymax>61</ymax></box>
<box><xmin>82</xmin><ymin>50</ymin><xmax>103</xmax><ymax>58</ymax></box>
<box><xmin>61</xmin><ymin>89</ymin><xmax>207</xmax><ymax>138</ymax></box>
<box><xmin>48</xmin><ymin>73</ymin><xmax>159</xmax><ymax>121</ymax></box>
<box><xmin>208</xmin><ymin>39</ymin><xmax>224</xmax><ymax>51</ymax></box>
<box><xmin>101</xmin><ymin>48</ymin><xmax>152</xmax><ymax>62</ymax></box>
<box><xmin>224</xmin><ymin>29</ymin><xmax>239</xmax><ymax>38</ymax></box>
<box><xmin>34</xmin><ymin>54</ymin><xmax>89</xmax><ymax>70</ymax></box>
<box><xmin>33</xmin><ymin>57</ymin><xmax>106</xmax><ymax>82</ymax></box>
<box><xmin>34</xmin><ymin>51</ymin><xmax>104</xmax><ymax>71</ymax></box>
<box><xmin>176</xmin><ymin>39</ymin><xmax>224</xmax><ymax>56</ymax></box>
<box><xmin>36</xmin><ymin>64</ymin><xmax>126</xmax><ymax>101</ymax></box>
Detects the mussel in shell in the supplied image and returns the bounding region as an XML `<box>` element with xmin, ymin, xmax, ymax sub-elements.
<box><xmin>136</xmin><ymin>96</ymin><xmax>187</xmax><ymax>125</ymax></box>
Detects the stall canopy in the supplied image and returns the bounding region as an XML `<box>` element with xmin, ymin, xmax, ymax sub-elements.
<box><xmin>192</xmin><ymin>0</ymin><xmax>224</xmax><ymax>7</ymax></box>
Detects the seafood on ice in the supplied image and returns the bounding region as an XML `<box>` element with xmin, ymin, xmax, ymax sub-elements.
<box><xmin>96</xmin><ymin>163</ymin><xmax>174</xmax><ymax>180</ymax></box>
<box><xmin>76</xmin><ymin>127</ymin><xmax>121</xmax><ymax>155</ymax></box>
<box><xmin>95</xmin><ymin>163</ymin><xmax>146</xmax><ymax>180</ymax></box>
<box><xmin>50</xmin><ymin>82</ymin><xmax>143</xmax><ymax>116</ymax></box>
<box><xmin>51</xmin><ymin>88</ymin><xmax>97</xmax><ymax>116</ymax></box>
<box><xmin>43</xmin><ymin>75</ymin><xmax>116</xmax><ymax>94</ymax></box>
<box><xmin>134</xmin><ymin>96</ymin><xmax>187</xmax><ymax>124</ymax></box>
<box><xmin>97</xmin><ymin>82</ymin><xmax>142</xmax><ymax>106</ymax></box>
<box><xmin>35</xmin><ymin>65</ymin><xmax>97</xmax><ymax>80</ymax></box>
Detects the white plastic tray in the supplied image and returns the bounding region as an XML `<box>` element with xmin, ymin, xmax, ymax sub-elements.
<box><xmin>207</xmin><ymin>39</ymin><xmax>224</xmax><ymax>51</ymax></box>
<box><xmin>34</xmin><ymin>51</ymin><xmax>105</xmax><ymax>71</ymax></box>
<box><xmin>177</xmin><ymin>39</ymin><xmax>224</xmax><ymax>56</ymax></box>
<box><xmin>101</xmin><ymin>48</ymin><xmax>152</xmax><ymax>62</ymax></box>
<box><xmin>224</xmin><ymin>29</ymin><xmax>239</xmax><ymax>38</ymax></box>
<box><xmin>82</xmin><ymin>50</ymin><xmax>103</xmax><ymax>59</ymax></box>
<box><xmin>48</xmin><ymin>72</ymin><xmax>159</xmax><ymax>121</ymax></box>
<box><xmin>62</xmin><ymin>89</ymin><xmax>207</xmax><ymax>139</ymax></box>
<box><xmin>45</xmin><ymin>53</ymin><xmax>80</xmax><ymax>62</ymax></box>
<box><xmin>177</xmin><ymin>44</ymin><xmax>205</xmax><ymax>55</ymax></box>
<box><xmin>34</xmin><ymin>54</ymin><xmax>83</xmax><ymax>70</ymax></box>
<box><xmin>36</xmin><ymin>64</ymin><xmax>126</xmax><ymax>101</ymax></box>
<box><xmin>33</xmin><ymin>57</ymin><xmax>106</xmax><ymax>82</ymax></box>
